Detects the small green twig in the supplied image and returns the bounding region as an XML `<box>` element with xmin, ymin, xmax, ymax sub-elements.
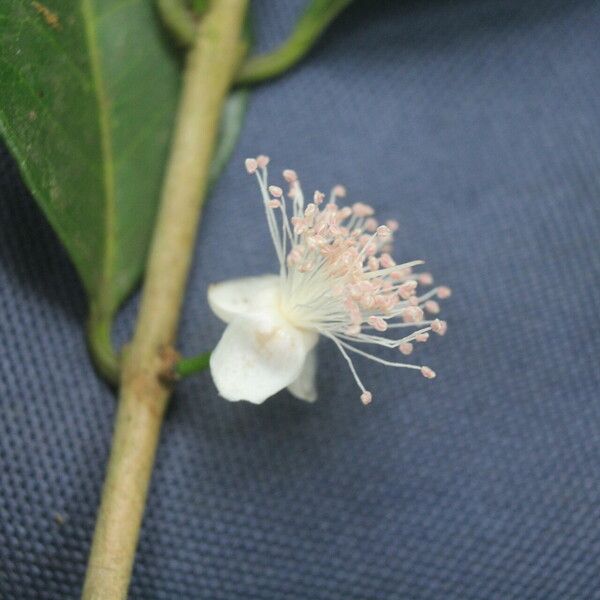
<box><xmin>235</xmin><ymin>0</ymin><xmax>352</xmax><ymax>85</ymax></box>
<box><xmin>175</xmin><ymin>351</ymin><xmax>211</xmax><ymax>378</ymax></box>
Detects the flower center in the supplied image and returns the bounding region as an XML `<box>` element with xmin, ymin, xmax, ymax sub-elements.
<box><xmin>244</xmin><ymin>155</ymin><xmax>450</xmax><ymax>404</ymax></box>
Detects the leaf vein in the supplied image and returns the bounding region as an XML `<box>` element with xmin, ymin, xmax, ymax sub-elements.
<box><xmin>82</xmin><ymin>0</ymin><xmax>117</xmax><ymax>305</ymax></box>
<box><xmin>114</xmin><ymin>109</ymin><xmax>166</xmax><ymax>169</ymax></box>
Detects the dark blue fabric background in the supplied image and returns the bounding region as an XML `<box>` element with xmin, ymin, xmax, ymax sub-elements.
<box><xmin>2</xmin><ymin>0</ymin><xmax>600</xmax><ymax>598</ymax></box>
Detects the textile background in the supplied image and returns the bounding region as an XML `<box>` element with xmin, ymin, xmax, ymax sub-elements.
<box><xmin>1</xmin><ymin>1</ymin><xmax>600</xmax><ymax>598</ymax></box>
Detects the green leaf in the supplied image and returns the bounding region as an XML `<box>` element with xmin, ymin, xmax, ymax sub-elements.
<box><xmin>0</xmin><ymin>0</ymin><xmax>180</xmax><ymax>320</ymax></box>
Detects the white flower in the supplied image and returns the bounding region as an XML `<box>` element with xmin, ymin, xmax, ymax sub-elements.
<box><xmin>208</xmin><ymin>155</ymin><xmax>450</xmax><ymax>405</ymax></box>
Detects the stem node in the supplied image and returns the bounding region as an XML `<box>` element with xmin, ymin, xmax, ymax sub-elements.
<box><xmin>157</xmin><ymin>345</ymin><xmax>182</xmax><ymax>385</ymax></box>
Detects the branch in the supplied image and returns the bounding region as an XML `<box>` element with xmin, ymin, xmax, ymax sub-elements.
<box><xmin>81</xmin><ymin>2</ymin><xmax>249</xmax><ymax>598</ymax></box>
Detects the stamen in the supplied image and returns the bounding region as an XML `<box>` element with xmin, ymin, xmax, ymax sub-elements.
<box><xmin>421</xmin><ymin>366</ymin><xmax>436</xmax><ymax>379</ymax></box>
<box><xmin>256</xmin><ymin>155</ymin><xmax>270</xmax><ymax>168</ymax></box>
<box><xmin>424</xmin><ymin>300</ymin><xmax>440</xmax><ymax>314</ymax></box>
<box><xmin>352</xmin><ymin>202</ymin><xmax>374</xmax><ymax>217</ymax></box>
<box><xmin>398</xmin><ymin>280</ymin><xmax>418</xmax><ymax>298</ymax></box>
<box><xmin>377</xmin><ymin>225</ymin><xmax>391</xmax><ymax>238</ymax></box>
<box><xmin>431</xmin><ymin>319</ymin><xmax>447</xmax><ymax>335</ymax></box>
<box><xmin>334</xmin><ymin>338</ymin><xmax>423</xmax><ymax>370</ymax></box>
<box><xmin>364</xmin><ymin>218</ymin><xmax>378</xmax><ymax>232</ymax></box>
<box><xmin>283</xmin><ymin>169</ymin><xmax>297</xmax><ymax>182</ymax></box>
<box><xmin>403</xmin><ymin>306</ymin><xmax>424</xmax><ymax>323</ymax></box>
<box><xmin>380</xmin><ymin>253</ymin><xmax>395</xmax><ymax>268</ymax></box>
<box><xmin>368</xmin><ymin>257</ymin><xmax>379</xmax><ymax>271</ymax></box>
<box><xmin>247</xmin><ymin>156</ymin><xmax>449</xmax><ymax>399</ymax></box>
<box><xmin>360</xmin><ymin>391</ymin><xmax>373</xmax><ymax>405</ymax></box>
<box><xmin>328</xmin><ymin>334</ymin><xmax>369</xmax><ymax>395</ymax></box>
<box><xmin>332</xmin><ymin>184</ymin><xmax>347</xmax><ymax>197</ymax></box>
<box><xmin>368</xmin><ymin>316</ymin><xmax>388</xmax><ymax>332</ymax></box>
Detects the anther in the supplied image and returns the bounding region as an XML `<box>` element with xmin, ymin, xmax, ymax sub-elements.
<box><xmin>403</xmin><ymin>306</ymin><xmax>424</xmax><ymax>323</ymax></box>
<box><xmin>364</xmin><ymin>218</ymin><xmax>378</xmax><ymax>232</ymax></box>
<box><xmin>368</xmin><ymin>316</ymin><xmax>388</xmax><ymax>332</ymax></box>
<box><xmin>424</xmin><ymin>300</ymin><xmax>440</xmax><ymax>314</ymax></box>
<box><xmin>431</xmin><ymin>319</ymin><xmax>447</xmax><ymax>335</ymax></box>
<box><xmin>256</xmin><ymin>155</ymin><xmax>270</xmax><ymax>168</ymax></box>
<box><xmin>287</xmin><ymin>180</ymin><xmax>299</xmax><ymax>198</ymax></box>
<box><xmin>380</xmin><ymin>253</ymin><xmax>395</xmax><ymax>268</ymax></box>
<box><xmin>398</xmin><ymin>280</ymin><xmax>418</xmax><ymax>299</ymax></box>
<box><xmin>421</xmin><ymin>366</ymin><xmax>436</xmax><ymax>379</ymax></box>
<box><xmin>282</xmin><ymin>169</ymin><xmax>297</xmax><ymax>182</ymax></box>
<box><xmin>339</xmin><ymin>206</ymin><xmax>353</xmax><ymax>220</ymax></box>
<box><xmin>332</xmin><ymin>184</ymin><xmax>347</xmax><ymax>197</ymax></box>
<box><xmin>352</xmin><ymin>202</ymin><xmax>374</xmax><ymax>217</ymax></box>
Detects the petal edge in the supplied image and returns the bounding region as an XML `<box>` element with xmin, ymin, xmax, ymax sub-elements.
<box><xmin>287</xmin><ymin>348</ymin><xmax>318</xmax><ymax>402</ymax></box>
<box><xmin>208</xmin><ymin>274</ymin><xmax>280</xmax><ymax>323</ymax></box>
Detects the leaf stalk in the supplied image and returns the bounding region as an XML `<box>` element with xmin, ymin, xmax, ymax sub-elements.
<box><xmin>235</xmin><ymin>0</ymin><xmax>352</xmax><ymax>85</ymax></box>
<box><xmin>86</xmin><ymin>303</ymin><xmax>120</xmax><ymax>385</ymax></box>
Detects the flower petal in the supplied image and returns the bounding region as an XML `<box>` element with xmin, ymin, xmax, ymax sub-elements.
<box><xmin>287</xmin><ymin>348</ymin><xmax>318</xmax><ymax>402</ymax></box>
<box><xmin>208</xmin><ymin>274</ymin><xmax>280</xmax><ymax>323</ymax></box>
<box><xmin>210</xmin><ymin>313</ymin><xmax>312</xmax><ymax>404</ymax></box>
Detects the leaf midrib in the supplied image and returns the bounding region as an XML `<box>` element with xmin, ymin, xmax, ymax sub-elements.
<box><xmin>81</xmin><ymin>0</ymin><xmax>116</xmax><ymax>311</ymax></box>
